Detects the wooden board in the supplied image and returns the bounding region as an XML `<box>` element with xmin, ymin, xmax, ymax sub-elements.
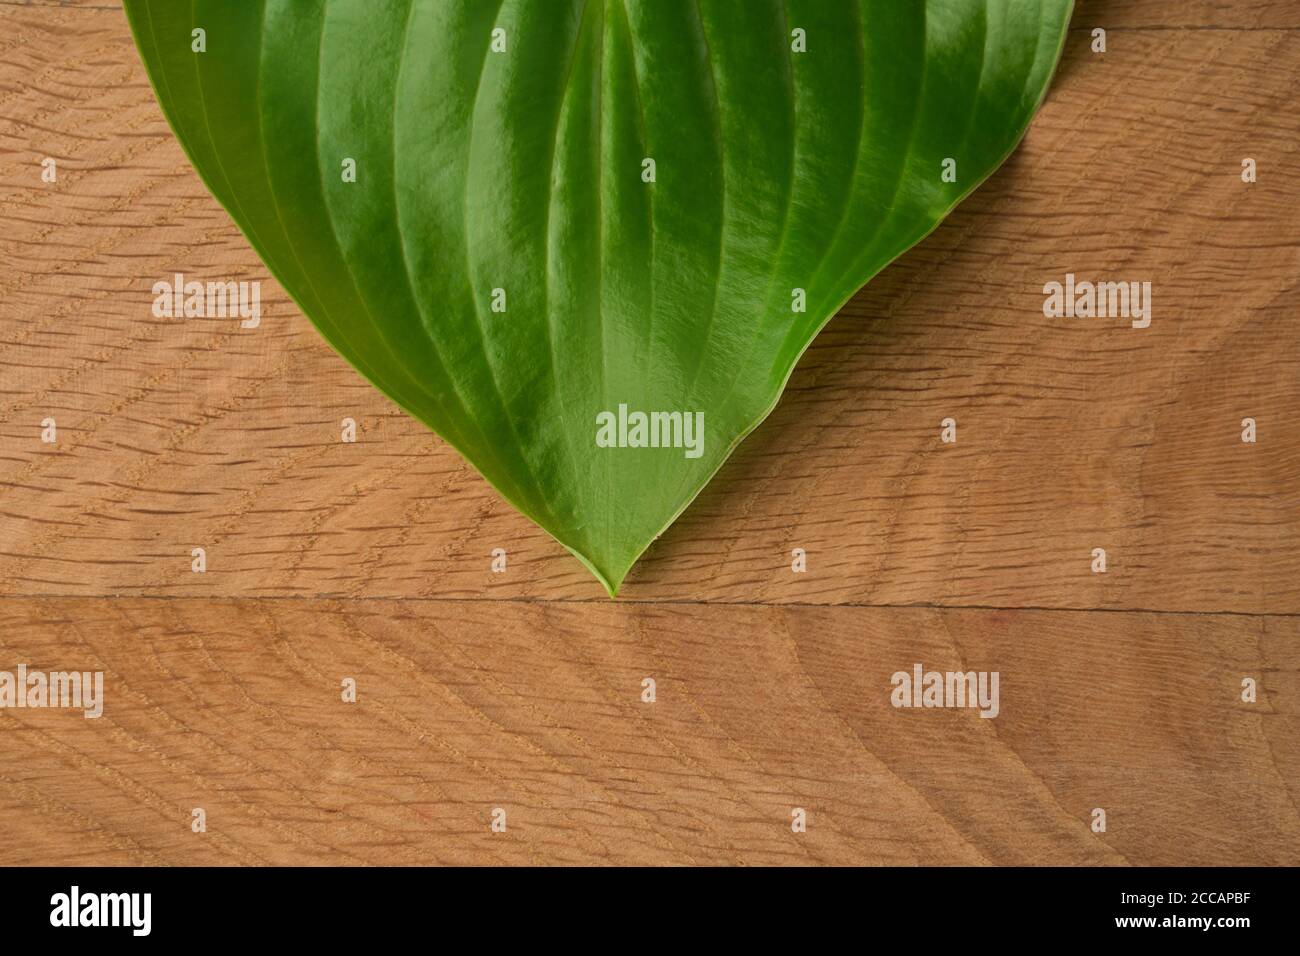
<box><xmin>0</xmin><ymin>0</ymin><xmax>1296</xmax><ymax>865</ymax></box>
<box><xmin>0</xmin><ymin>598</ymin><xmax>1296</xmax><ymax>866</ymax></box>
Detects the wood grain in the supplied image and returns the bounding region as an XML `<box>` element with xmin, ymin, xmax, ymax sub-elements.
<box><xmin>0</xmin><ymin>598</ymin><xmax>1295</xmax><ymax>866</ymax></box>
<box><xmin>0</xmin><ymin>0</ymin><xmax>1296</xmax><ymax>866</ymax></box>
<box><xmin>3</xmin><ymin>4</ymin><xmax>1299</xmax><ymax>610</ymax></box>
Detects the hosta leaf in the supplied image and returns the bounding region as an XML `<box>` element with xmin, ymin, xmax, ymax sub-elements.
<box><xmin>123</xmin><ymin>0</ymin><xmax>1072</xmax><ymax>595</ymax></box>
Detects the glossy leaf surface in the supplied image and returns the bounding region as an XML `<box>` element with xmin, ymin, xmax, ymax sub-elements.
<box><xmin>124</xmin><ymin>0</ymin><xmax>1072</xmax><ymax>594</ymax></box>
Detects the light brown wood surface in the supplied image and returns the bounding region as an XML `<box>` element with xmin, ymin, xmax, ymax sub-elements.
<box><xmin>0</xmin><ymin>0</ymin><xmax>1296</xmax><ymax>865</ymax></box>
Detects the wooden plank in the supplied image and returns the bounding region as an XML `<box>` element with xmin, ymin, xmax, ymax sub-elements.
<box><xmin>0</xmin><ymin>597</ymin><xmax>1294</xmax><ymax>866</ymax></box>
<box><xmin>2</xmin><ymin>10</ymin><xmax>1297</xmax><ymax>611</ymax></box>
<box><xmin>1078</xmin><ymin>0</ymin><xmax>1300</xmax><ymax>28</ymax></box>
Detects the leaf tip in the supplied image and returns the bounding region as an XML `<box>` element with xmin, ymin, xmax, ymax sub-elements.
<box><xmin>566</xmin><ymin>546</ymin><xmax>629</xmax><ymax>600</ymax></box>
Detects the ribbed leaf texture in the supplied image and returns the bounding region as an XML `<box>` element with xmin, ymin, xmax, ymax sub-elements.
<box><xmin>124</xmin><ymin>0</ymin><xmax>1072</xmax><ymax>594</ymax></box>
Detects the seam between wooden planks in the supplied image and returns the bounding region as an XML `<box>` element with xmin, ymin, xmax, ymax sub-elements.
<box><xmin>2</xmin><ymin>592</ymin><xmax>1298</xmax><ymax>619</ymax></box>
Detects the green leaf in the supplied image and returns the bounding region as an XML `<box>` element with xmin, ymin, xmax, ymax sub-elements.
<box><xmin>123</xmin><ymin>0</ymin><xmax>1072</xmax><ymax>595</ymax></box>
